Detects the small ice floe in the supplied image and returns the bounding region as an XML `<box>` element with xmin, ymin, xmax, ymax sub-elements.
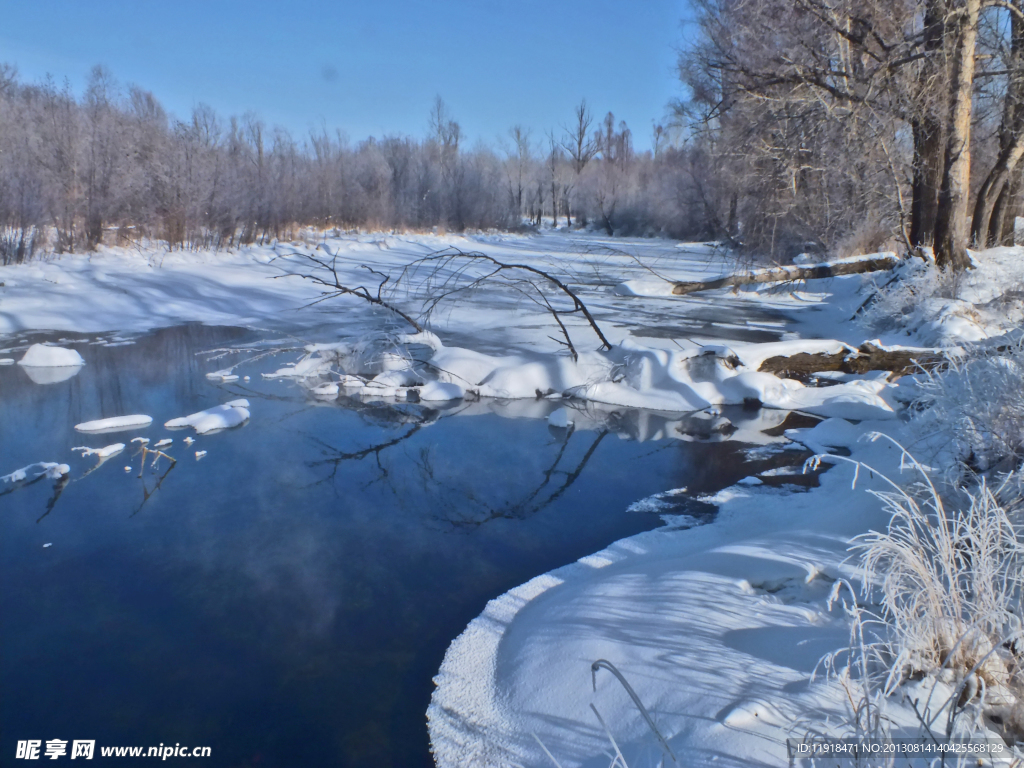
<box><xmin>153</xmin><ymin>439</ymin><xmax>173</xmax><ymax>449</ymax></box>
<box><xmin>124</xmin><ymin>466</ymin><xmax>132</xmax><ymax>473</ymax></box>
<box><xmin>0</xmin><ymin>358</ymin><xmax>14</xmax><ymax>365</ymax></box>
<box><xmin>194</xmin><ymin>450</ymin><xmax>207</xmax><ymax>460</ymax></box>
<box><xmin>75</xmin><ymin>415</ymin><xmax>154</xmax><ymax>434</ymax></box>
<box><xmin>736</xmin><ymin>476</ymin><xmax>764</xmax><ymax>486</ymax></box>
<box><xmin>72</xmin><ymin>444</ymin><xmax>125</xmax><ymax>459</ymax></box>
<box><xmin>2</xmin><ymin>462</ymin><xmax>70</xmax><ymax>483</ymax></box>
<box><xmin>183</xmin><ymin>437</ymin><xmax>195</xmax><ymax>445</ymax></box>
<box><xmin>18</xmin><ymin>344</ymin><xmax>85</xmax><ymax>368</ymax></box>
<box><xmin>243</xmin><ymin>376</ymin><xmax>250</xmax><ymax>382</ymax></box>
<box><xmin>131</xmin><ymin>437</ymin><xmax>150</xmax><ymax>445</ymax></box>
<box><xmin>547</xmin><ymin>407</ymin><xmax>575</xmax><ymax>429</ymax></box>
<box><xmin>42</xmin><ymin>543</ymin><xmax>52</xmax><ymax>548</ymax></box>
<box><xmin>18</xmin><ymin>343</ymin><xmax>85</xmax><ymax>383</ymax></box>
<box><xmin>165</xmin><ymin>399</ymin><xmax>250</xmax><ymax>434</ymax></box>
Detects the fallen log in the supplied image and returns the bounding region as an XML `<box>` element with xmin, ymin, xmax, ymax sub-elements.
<box><xmin>757</xmin><ymin>341</ymin><xmax>946</xmax><ymax>381</ymax></box>
<box><xmin>672</xmin><ymin>253</ymin><xmax>900</xmax><ymax>296</ymax></box>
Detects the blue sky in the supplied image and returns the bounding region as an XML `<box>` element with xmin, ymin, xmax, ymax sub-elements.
<box><xmin>0</xmin><ymin>0</ymin><xmax>688</xmax><ymax>150</ymax></box>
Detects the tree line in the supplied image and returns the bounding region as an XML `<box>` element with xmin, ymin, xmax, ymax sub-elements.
<box><xmin>5</xmin><ymin>0</ymin><xmax>1022</xmax><ymax>274</ymax></box>
<box><xmin>678</xmin><ymin>0</ymin><xmax>1024</xmax><ymax>269</ymax></box>
<box><xmin>0</xmin><ymin>64</ymin><xmax>743</xmax><ymax>265</ymax></box>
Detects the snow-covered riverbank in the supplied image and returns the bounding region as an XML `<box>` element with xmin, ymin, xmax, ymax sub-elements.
<box><xmin>5</xmin><ymin>231</ymin><xmax>1024</xmax><ymax>767</ymax></box>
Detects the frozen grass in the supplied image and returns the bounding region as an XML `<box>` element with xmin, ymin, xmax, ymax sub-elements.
<box><xmin>912</xmin><ymin>338</ymin><xmax>1024</xmax><ymax>477</ymax></box>
<box><xmin>860</xmin><ymin>261</ymin><xmax>985</xmax><ymax>345</ymax></box>
<box><xmin>812</xmin><ymin>438</ymin><xmax>1024</xmax><ymax>761</ymax></box>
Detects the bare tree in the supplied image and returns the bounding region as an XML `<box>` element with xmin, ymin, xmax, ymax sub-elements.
<box><xmin>561</xmin><ymin>99</ymin><xmax>598</xmax><ymax>227</ymax></box>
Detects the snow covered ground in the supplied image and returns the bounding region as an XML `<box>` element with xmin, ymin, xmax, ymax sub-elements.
<box><xmin>5</xmin><ymin>231</ymin><xmax>1024</xmax><ymax>767</ymax></box>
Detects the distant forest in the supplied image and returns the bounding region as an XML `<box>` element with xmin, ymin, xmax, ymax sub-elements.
<box><xmin>2</xmin><ymin>0</ymin><xmax>1023</xmax><ymax>268</ymax></box>
<box><xmin>0</xmin><ymin>65</ymin><xmax>703</xmax><ymax>263</ymax></box>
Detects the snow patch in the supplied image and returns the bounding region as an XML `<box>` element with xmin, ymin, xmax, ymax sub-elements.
<box><xmin>75</xmin><ymin>415</ymin><xmax>154</xmax><ymax>433</ymax></box>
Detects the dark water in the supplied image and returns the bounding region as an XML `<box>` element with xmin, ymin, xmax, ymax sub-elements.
<box><xmin>1</xmin><ymin>325</ymin><xmax>792</xmax><ymax>767</ymax></box>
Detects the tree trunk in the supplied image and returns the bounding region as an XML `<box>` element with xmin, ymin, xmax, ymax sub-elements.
<box><xmin>910</xmin><ymin>117</ymin><xmax>944</xmax><ymax>247</ymax></box>
<box><xmin>758</xmin><ymin>341</ymin><xmax>945</xmax><ymax>380</ymax></box>
<box><xmin>991</xmin><ymin>174</ymin><xmax>1023</xmax><ymax>244</ymax></box>
<box><xmin>909</xmin><ymin>0</ymin><xmax>948</xmax><ymax>249</ymax></box>
<box><xmin>971</xmin><ymin>141</ymin><xmax>1024</xmax><ymax>245</ymax></box>
<box><xmin>933</xmin><ymin>0</ymin><xmax>981</xmax><ymax>271</ymax></box>
<box><xmin>971</xmin><ymin>10</ymin><xmax>1024</xmax><ymax>246</ymax></box>
<box><xmin>670</xmin><ymin>253</ymin><xmax>899</xmax><ymax>295</ymax></box>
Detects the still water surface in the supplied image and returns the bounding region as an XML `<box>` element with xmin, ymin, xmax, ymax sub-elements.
<box><xmin>1</xmin><ymin>325</ymin><xmax>793</xmax><ymax>767</ymax></box>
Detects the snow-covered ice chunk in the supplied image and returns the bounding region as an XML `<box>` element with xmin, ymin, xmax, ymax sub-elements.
<box><xmin>153</xmin><ymin>439</ymin><xmax>173</xmax><ymax>449</ymax></box>
<box><xmin>183</xmin><ymin>437</ymin><xmax>194</xmax><ymax>445</ymax></box>
<box><xmin>195</xmin><ymin>450</ymin><xmax>207</xmax><ymax>460</ymax></box>
<box><xmin>547</xmin><ymin>407</ymin><xmax>575</xmax><ymax>429</ymax></box>
<box><xmin>123</xmin><ymin>466</ymin><xmax>131</xmax><ymax>472</ymax></box>
<box><xmin>74</xmin><ymin>414</ymin><xmax>155</xmax><ymax>434</ymax></box>
<box><xmin>164</xmin><ymin>402</ymin><xmax>250</xmax><ymax>434</ymax></box>
<box><xmin>73</xmin><ymin>443</ymin><xmax>125</xmax><ymax>459</ymax></box>
<box><xmin>0</xmin><ymin>358</ymin><xmax>13</xmax><ymax>365</ymax></box>
<box><xmin>131</xmin><ymin>437</ymin><xmax>150</xmax><ymax>445</ymax></box>
<box><xmin>312</xmin><ymin>382</ymin><xmax>339</xmax><ymax>397</ymax></box>
<box><xmin>418</xmin><ymin>381</ymin><xmax>465</xmax><ymax>402</ymax></box>
<box><xmin>75</xmin><ymin>415</ymin><xmax>154</xmax><ymax>434</ymax></box>
<box><xmin>2</xmin><ymin>462</ymin><xmax>69</xmax><ymax>483</ymax></box>
<box><xmin>43</xmin><ymin>543</ymin><xmax>52</xmax><ymax>548</ymax></box>
<box><xmin>18</xmin><ymin>344</ymin><xmax>85</xmax><ymax>368</ymax></box>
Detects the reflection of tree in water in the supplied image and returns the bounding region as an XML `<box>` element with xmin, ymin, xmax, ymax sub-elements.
<box><xmin>307</xmin><ymin>424</ymin><xmax>422</xmax><ymax>495</ymax></box>
<box><xmin>421</xmin><ymin>429</ymin><xmax>610</xmax><ymax>528</ymax></box>
<box><xmin>304</xmin><ymin>397</ymin><xmax>612</xmax><ymax>527</ymax></box>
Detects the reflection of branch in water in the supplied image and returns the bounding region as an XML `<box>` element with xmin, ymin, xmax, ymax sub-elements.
<box><xmin>131</xmin><ymin>461</ymin><xmax>177</xmax><ymax>517</ymax></box>
<box><xmin>305</xmin><ymin>425</ymin><xmax>422</xmax><ymax>493</ymax></box>
<box><xmin>1</xmin><ymin>471</ymin><xmax>71</xmax><ymax>522</ymax></box>
<box><xmin>0</xmin><ymin>473</ymin><xmax>48</xmax><ymax>499</ymax></box>
<box><xmin>429</xmin><ymin>429</ymin><xmax>611</xmax><ymax>529</ymax></box>
<box><xmin>35</xmin><ymin>475</ymin><xmax>71</xmax><ymax>523</ymax></box>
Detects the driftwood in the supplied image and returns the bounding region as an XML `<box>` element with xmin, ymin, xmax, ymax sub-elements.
<box><xmin>672</xmin><ymin>253</ymin><xmax>900</xmax><ymax>296</ymax></box>
<box><xmin>758</xmin><ymin>341</ymin><xmax>946</xmax><ymax>381</ymax></box>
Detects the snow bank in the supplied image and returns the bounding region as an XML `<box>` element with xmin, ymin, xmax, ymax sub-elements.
<box><xmin>18</xmin><ymin>343</ymin><xmax>85</xmax><ymax>368</ymax></box>
<box><xmin>164</xmin><ymin>399</ymin><xmax>250</xmax><ymax>434</ymax></box>
<box><xmin>278</xmin><ymin>334</ymin><xmax>902</xmax><ymax>421</ymax></box>
<box><xmin>428</xmin><ymin>420</ymin><xmax>915</xmax><ymax>768</ymax></box>
<box><xmin>74</xmin><ymin>415</ymin><xmax>153</xmax><ymax>433</ymax></box>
